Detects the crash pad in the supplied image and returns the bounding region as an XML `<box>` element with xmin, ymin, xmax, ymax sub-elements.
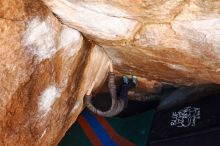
<box><xmin>59</xmin><ymin>109</ymin><xmax>155</xmax><ymax>146</ymax></box>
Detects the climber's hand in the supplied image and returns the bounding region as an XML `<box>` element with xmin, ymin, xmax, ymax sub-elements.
<box><xmin>86</xmin><ymin>81</ymin><xmax>95</xmax><ymax>95</ymax></box>
<box><xmin>109</xmin><ymin>61</ymin><xmax>113</xmax><ymax>72</ymax></box>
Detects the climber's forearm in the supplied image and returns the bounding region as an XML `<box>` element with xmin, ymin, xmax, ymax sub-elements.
<box><xmin>108</xmin><ymin>72</ymin><xmax>117</xmax><ymax>101</ymax></box>
<box><xmin>108</xmin><ymin>61</ymin><xmax>115</xmax><ymax>91</ymax></box>
<box><xmin>109</xmin><ymin>61</ymin><xmax>113</xmax><ymax>72</ymax></box>
<box><xmin>86</xmin><ymin>61</ymin><xmax>113</xmax><ymax>96</ymax></box>
<box><xmin>86</xmin><ymin>81</ymin><xmax>95</xmax><ymax>96</ymax></box>
<box><xmin>85</xmin><ymin>61</ymin><xmax>126</xmax><ymax>117</ymax></box>
<box><xmin>84</xmin><ymin>94</ymin><xmax>99</xmax><ymax>115</ymax></box>
<box><xmin>85</xmin><ymin>95</ymin><xmax>125</xmax><ymax>117</ymax></box>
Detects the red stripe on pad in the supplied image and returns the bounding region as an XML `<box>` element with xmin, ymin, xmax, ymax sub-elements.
<box><xmin>78</xmin><ymin>115</ymin><xmax>103</xmax><ymax>146</ymax></box>
<box><xmin>95</xmin><ymin>115</ymin><xmax>135</xmax><ymax>146</ymax></box>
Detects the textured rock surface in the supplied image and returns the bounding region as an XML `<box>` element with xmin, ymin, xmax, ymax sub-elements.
<box><xmin>43</xmin><ymin>0</ymin><xmax>220</xmax><ymax>85</ymax></box>
<box><xmin>0</xmin><ymin>0</ymin><xmax>220</xmax><ymax>145</ymax></box>
<box><xmin>0</xmin><ymin>0</ymin><xmax>110</xmax><ymax>145</ymax></box>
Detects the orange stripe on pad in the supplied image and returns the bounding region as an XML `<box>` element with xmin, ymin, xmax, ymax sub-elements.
<box><xmin>95</xmin><ymin>115</ymin><xmax>135</xmax><ymax>146</ymax></box>
<box><xmin>78</xmin><ymin>115</ymin><xmax>103</xmax><ymax>146</ymax></box>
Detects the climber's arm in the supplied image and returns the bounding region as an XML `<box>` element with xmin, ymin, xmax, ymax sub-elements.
<box><xmin>86</xmin><ymin>81</ymin><xmax>95</xmax><ymax>96</ymax></box>
<box><xmin>109</xmin><ymin>61</ymin><xmax>113</xmax><ymax>73</ymax></box>
<box><xmin>84</xmin><ymin>61</ymin><xmax>126</xmax><ymax>117</ymax></box>
<box><xmin>108</xmin><ymin>62</ymin><xmax>117</xmax><ymax>100</ymax></box>
<box><xmin>85</xmin><ymin>61</ymin><xmax>113</xmax><ymax>96</ymax></box>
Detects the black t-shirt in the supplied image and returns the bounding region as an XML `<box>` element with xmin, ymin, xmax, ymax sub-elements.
<box><xmin>149</xmin><ymin>94</ymin><xmax>220</xmax><ymax>146</ymax></box>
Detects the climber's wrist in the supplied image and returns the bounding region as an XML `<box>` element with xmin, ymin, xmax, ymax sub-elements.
<box><xmin>109</xmin><ymin>61</ymin><xmax>113</xmax><ymax>72</ymax></box>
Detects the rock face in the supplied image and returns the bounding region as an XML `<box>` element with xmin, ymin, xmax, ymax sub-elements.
<box><xmin>0</xmin><ymin>0</ymin><xmax>110</xmax><ymax>145</ymax></box>
<box><xmin>43</xmin><ymin>0</ymin><xmax>220</xmax><ymax>85</ymax></box>
<box><xmin>0</xmin><ymin>0</ymin><xmax>219</xmax><ymax>145</ymax></box>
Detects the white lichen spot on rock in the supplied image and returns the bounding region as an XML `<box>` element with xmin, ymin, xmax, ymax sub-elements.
<box><xmin>167</xmin><ymin>63</ymin><xmax>190</xmax><ymax>72</ymax></box>
<box><xmin>38</xmin><ymin>85</ymin><xmax>61</xmax><ymax>115</ymax></box>
<box><xmin>59</xmin><ymin>26</ymin><xmax>83</xmax><ymax>56</ymax></box>
<box><xmin>22</xmin><ymin>17</ymin><xmax>58</xmax><ymax>61</ymax></box>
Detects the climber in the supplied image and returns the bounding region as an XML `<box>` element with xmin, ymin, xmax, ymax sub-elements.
<box><xmin>84</xmin><ymin>62</ymin><xmax>137</xmax><ymax>117</ymax></box>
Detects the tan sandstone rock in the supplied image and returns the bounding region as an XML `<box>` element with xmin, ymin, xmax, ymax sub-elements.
<box><xmin>1</xmin><ymin>0</ymin><xmax>220</xmax><ymax>145</ymax></box>
<box><xmin>43</xmin><ymin>0</ymin><xmax>220</xmax><ymax>85</ymax></box>
<box><xmin>0</xmin><ymin>0</ymin><xmax>110</xmax><ymax>145</ymax></box>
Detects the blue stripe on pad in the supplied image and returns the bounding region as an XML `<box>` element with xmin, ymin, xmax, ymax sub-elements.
<box><xmin>83</xmin><ymin>110</ymin><xmax>118</xmax><ymax>146</ymax></box>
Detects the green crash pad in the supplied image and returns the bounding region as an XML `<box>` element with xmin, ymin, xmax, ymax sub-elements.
<box><xmin>59</xmin><ymin>109</ymin><xmax>155</xmax><ymax>146</ymax></box>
